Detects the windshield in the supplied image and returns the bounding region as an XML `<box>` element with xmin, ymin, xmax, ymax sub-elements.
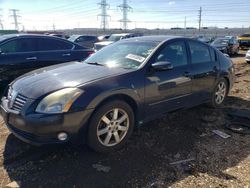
<box><xmin>212</xmin><ymin>38</ymin><xmax>229</xmax><ymax>45</ymax></box>
<box><xmin>68</xmin><ymin>35</ymin><xmax>79</xmax><ymax>42</ymax></box>
<box><xmin>108</xmin><ymin>35</ymin><xmax>124</xmax><ymax>42</ymax></box>
<box><xmin>85</xmin><ymin>41</ymin><xmax>159</xmax><ymax>69</ymax></box>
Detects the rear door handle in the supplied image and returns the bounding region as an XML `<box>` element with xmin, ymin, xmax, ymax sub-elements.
<box><xmin>62</xmin><ymin>53</ymin><xmax>71</xmax><ymax>56</ymax></box>
<box><xmin>26</xmin><ymin>57</ymin><xmax>37</xmax><ymax>60</ymax></box>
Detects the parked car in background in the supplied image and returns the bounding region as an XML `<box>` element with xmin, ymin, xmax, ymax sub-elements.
<box><xmin>237</xmin><ymin>33</ymin><xmax>250</xmax><ymax>49</ymax></box>
<box><xmin>211</xmin><ymin>36</ymin><xmax>239</xmax><ymax>55</ymax></box>
<box><xmin>246</xmin><ymin>50</ymin><xmax>250</xmax><ymax>63</ymax></box>
<box><xmin>98</xmin><ymin>35</ymin><xmax>110</xmax><ymax>41</ymax></box>
<box><xmin>49</xmin><ymin>33</ymin><xmax>70</xmax><ymax>39</ymax></box>
<box><xmin>0</xmin><ymin>34</ymin><xmax>94</xmax><ymax>93</ymax></box>
<box><xmin>68</xmin><ymin>35</ymin><xmax>99</xmax><ymax>48</ymax></box>
<box><xmin>94</xmin><ymin>33</ymin><xmax>143</xmax><ymax>51</ymax></box>
<box><xmin>193</xmin><ymin>35</ymin><xmax>212</xmax><ymax>43</ymax></box>
<box><xmin>0</xmin><ymin>36</ymin><xmax>234</xmax><ymax>153</ymax></box>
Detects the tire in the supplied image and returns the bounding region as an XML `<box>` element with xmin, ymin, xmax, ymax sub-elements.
<box><xmin>247</xmin><ymin>61</ymin><xmax>250</xmax><ymax>64</ymax></box>
<box><xmin>209</xmin><ymin>78</ymin><xmax>228</xmax><ymax>108</ymax></box>
<box><xmin>87</xmin><ymin>100</ymin><xmax>135</xmax><ymax>153</ymax></box>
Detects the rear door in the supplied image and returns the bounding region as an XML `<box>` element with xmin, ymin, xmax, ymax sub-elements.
<box><xmin>187</xmin><ymin>40</ymin><xmax>219</xmax><ymax>103</ymax></box>
<box><xmin>0</xmin><ymin>37</ymin><xmax>39</xmax><ymax>85</ymax></box>
<box><xmin>36</xmin><ymin>37</ymin><xmax>76</xmax><ymax>67</ymax></box>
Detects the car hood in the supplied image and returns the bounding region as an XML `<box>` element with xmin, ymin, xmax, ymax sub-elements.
<box><xmin>12</xmin><ymin>62</ymin><xmax>128</xmax><ymax>99</ymax></box>
<box><xmin>211</xmin><ymin>44</ymin><xmax>227</xmax><ymax>48</ymax></box>
<box><xmin>95</xmin><ymin>41</ymin><xmax>114</xmax><ymax>46</ymax></box>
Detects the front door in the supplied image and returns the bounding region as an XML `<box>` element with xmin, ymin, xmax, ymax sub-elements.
<box><xmin>144</xmin><ymin>40</ymin><xmax>192</xmax><ymax>119</ymax></box>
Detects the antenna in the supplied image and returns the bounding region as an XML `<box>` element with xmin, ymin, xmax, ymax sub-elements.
<box><xmin>118</xmin><ymin>0</ymin><xmax>132</xmax><ymax>30</ymax></box>
<box><xmin>98</xmin><ymin>0</ymin><xmax>110</xmax><ymax>31</ymax></box>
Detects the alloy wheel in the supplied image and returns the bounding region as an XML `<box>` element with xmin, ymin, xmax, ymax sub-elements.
<box><xmin>97</xmin><ymin>108</ymin><xmax>129</xmax><ymax>147</ymax></box>
<box><xmin>215</xmin><ymin>82</ymin><xmax>227</xmax><ymax>104</ymax></box>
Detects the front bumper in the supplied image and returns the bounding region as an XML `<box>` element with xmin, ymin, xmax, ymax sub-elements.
<box><xmin>0</xmin><ymin>98</ymin><xmax>94</xmax><ymax>145</ymax></box>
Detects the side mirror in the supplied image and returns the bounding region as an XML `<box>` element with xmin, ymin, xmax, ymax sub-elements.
<box><xmin>151</xmin><ymin>61</ymin><xmax>173</xmax><ymax>71</ymax></box>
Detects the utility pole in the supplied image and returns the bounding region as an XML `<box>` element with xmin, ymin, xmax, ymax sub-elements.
<box><xmin>184</xmin><ymin>16</ymin><xmax>186</xmax><ymax>29</ymax></box>
<box><xmin>0</xmin><ymin>9</ymin><xmax>3</xmax><ymax>30</ymax></box>
<box><xmin>52</xmin><ymin>23</ymin><xmax>56</xmax><ymax>31</ymax></box>
<box><xmin>98</xmin><ymin>0</ymin><xmax>110</xmax><ymax>31</ymax></box>
<box><xmin>118</xmin><ymin>0</ymin><xmax>132</xmax><ymax>30</ymax></box>
<box><xmin>9</xmin><ymin>9</ymin><xmax>21</xmax><ymax>30</ymax></box>
<box><xmin>198</xmin><ymin>7</ymin><xmax>202</xmax><ymax>32</ymax></box>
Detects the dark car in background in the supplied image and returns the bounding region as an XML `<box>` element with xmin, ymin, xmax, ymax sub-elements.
<box><xmin>211</xmin><ymin>36</ymin><xmax>239</xmax><ymax>55</ymax></box>
<box><xmin>68</xmin><ymin>35</ymin><xmax>99</xmax><ymax>48</ymax></box>
<box><xmin>94</xmin><ymin>33</ymin><xmax>143</xmax><ymax>51</ymax></box>
<box><xmin>0</xmin><ymin>36</ymin><xmax>234</xmax><ymax>153</ymax></box>
<box><xmin>237</xmin><ymin>33</ymin><xmax>250</xmax><ymax>49</ymax></box>
<box><xmin>0</xmin><ymin>34</ymin><xmax>94</xmax><ymax>93</ymax></box>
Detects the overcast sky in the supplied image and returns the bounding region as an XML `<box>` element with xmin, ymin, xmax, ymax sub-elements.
<box><xmin>0</xmin><ymin>0</ymin><xmax>249</xmax><ymax>30</ymax></box>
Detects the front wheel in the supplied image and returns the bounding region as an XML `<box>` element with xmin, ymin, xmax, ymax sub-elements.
<box><xmin>209</xmin><ymin>78</ymin><xmax>228</xmax><ymax>108</ymax></box>
<box><xmin>87</xmin><ymin>100</ymin><xmax>134</xmax><ymax>153</ymax></box>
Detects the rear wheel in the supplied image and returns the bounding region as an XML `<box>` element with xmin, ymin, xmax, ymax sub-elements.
<box><xmin>209</xmin><ymin>78</ymin><xmax>228</xmax><ymax>108</ymax></box>
<box><xmin>87</xmin><ymin>100</ymin><xmax>134</xmax><ymax>153</ymax></box>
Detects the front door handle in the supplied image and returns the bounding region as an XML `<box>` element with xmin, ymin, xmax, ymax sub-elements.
<box><xmin>62</xmin><ymin>53</ymin><xmax>71</xmax><ymax>56</ymax></box>
<box><xmin>26</xmin><ymin>57</ymin><xmax>37</xmax><ymax>60</ymax></box>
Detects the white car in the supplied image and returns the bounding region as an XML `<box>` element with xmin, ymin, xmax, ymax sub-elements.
<box><xmin>246</xmin><ymin>50</ymin><xmax>250</xmax><ymax>63</ymax></box>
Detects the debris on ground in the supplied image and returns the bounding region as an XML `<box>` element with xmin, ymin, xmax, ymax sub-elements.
<box><xmin>170</xmin><ymin>158</ymin><xmax>196</xmax><ymax>165</ymax></box>
<box><xmin>92</xmin><ymin>164</ymin><xmax>111</xmax><ymax>173</ymax></box>
<box><xmin>212</xmin><ymin>129</ymin><xmax>231</xmax><ymax>139</ymax></box>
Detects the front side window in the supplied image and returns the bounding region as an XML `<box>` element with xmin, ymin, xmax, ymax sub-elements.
<box><xmin>0</xmin><ymin>38</ymin><xmax>36</xmax><ymax>53</ymax></box>
<box><xmin>85</xmin><ymin>41</ymin><xmax>159</xmax><ymax>69</ymax></box>
<box><xmin>154</xmin><ymin>41</ymin><xmax>188</xmax><ymax>67</ymax></box>
<box><xmin>188</xmin><ymin>41</ymin><xmax>211</xmax><ymax>64</ymax></box>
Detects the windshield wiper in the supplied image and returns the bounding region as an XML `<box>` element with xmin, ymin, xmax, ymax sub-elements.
<box><xmin>86</xmin><ymin>62</ymin><xmax>105</xmax><ymax>66</ymax></box>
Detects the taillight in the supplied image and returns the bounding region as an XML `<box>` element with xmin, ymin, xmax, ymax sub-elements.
<box><xmin>87</xmin><ymin>51</ymin><xmax>94</xmax><ymax>57</ymax></box>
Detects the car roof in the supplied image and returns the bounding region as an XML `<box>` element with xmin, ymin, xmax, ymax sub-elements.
<box><xmin>0</xmin><ymin>33</ymin><xmax>65</xmax><ymax>40</ymax></box>
<box><xmin>121</xmin><ymin>35</ymin><xmax>182</xmax><ymax>43</ymax></box>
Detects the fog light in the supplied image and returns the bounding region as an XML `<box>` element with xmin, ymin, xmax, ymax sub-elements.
<box><xmin>57</xmin><ymin>132</ymin><xmax>68</xmax><ymax>141</ymax></box>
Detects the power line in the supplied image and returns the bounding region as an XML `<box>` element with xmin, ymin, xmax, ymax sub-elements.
<box><xmin>98</xmin><ymin>0</ymin><xmax>110</xmax><ymax>30</ymax></box>
<box><xmin>9</xmin><ymin>9</ymin><xmax>21</xmax><ymax>30</ymax></box>
<box><xmin>118</xmin><ymin>0</ymin><xmax>132</xmax><ymax>30</ymax></box>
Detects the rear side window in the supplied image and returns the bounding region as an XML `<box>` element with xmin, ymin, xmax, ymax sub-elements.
<box><xmin>155</xmin><ymin>41</ymin><xmax>188</xmax><ymax>67</ymax></box>
<box><xmin>0</xmin><ymin>38</ymin><xmax>36</xmax><ymax>53</ymax></box>
<box><xmin>37</xmin><ymin>38</ymin><xmax>73</xmax><ymax>51</ymax></box>
<box><xmin>188</xmin><ymin>41</ymin><xmax>211</xmax><ymax>64</ymax></box>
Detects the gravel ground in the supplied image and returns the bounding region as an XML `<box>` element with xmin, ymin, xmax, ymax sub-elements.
<box><xmin>0</xmin><ymin>51</ymin><xmax>249</xmax><ymax>188</ymax></box>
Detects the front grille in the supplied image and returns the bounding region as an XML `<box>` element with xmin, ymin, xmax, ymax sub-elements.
<box><xmin>11</xmin><ymin>94</ymin><xmax>27</xmax><ymax>112</ymax></box>
<box><xmin>7</xmin><ymin>87</ymin><xmax>28</xmax><ymax>113</ymax></box>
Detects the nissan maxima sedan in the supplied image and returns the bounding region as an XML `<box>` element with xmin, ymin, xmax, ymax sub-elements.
<box><xmin>0</xmin><ymin>36</ymin><xmax>235</xmax><ymax>153</ymax></box>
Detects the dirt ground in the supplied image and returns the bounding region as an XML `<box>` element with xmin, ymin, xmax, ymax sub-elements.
<box><xmin>0</xmin><ymin>51</ymin><xmax>249</xmax><ymax>188</ymax></box>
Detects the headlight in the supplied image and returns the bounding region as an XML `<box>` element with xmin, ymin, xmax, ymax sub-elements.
<box><xmin>36</xmin><ymin>88</ymin><xmax>83</xmax><ymax>114</ymax></box>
